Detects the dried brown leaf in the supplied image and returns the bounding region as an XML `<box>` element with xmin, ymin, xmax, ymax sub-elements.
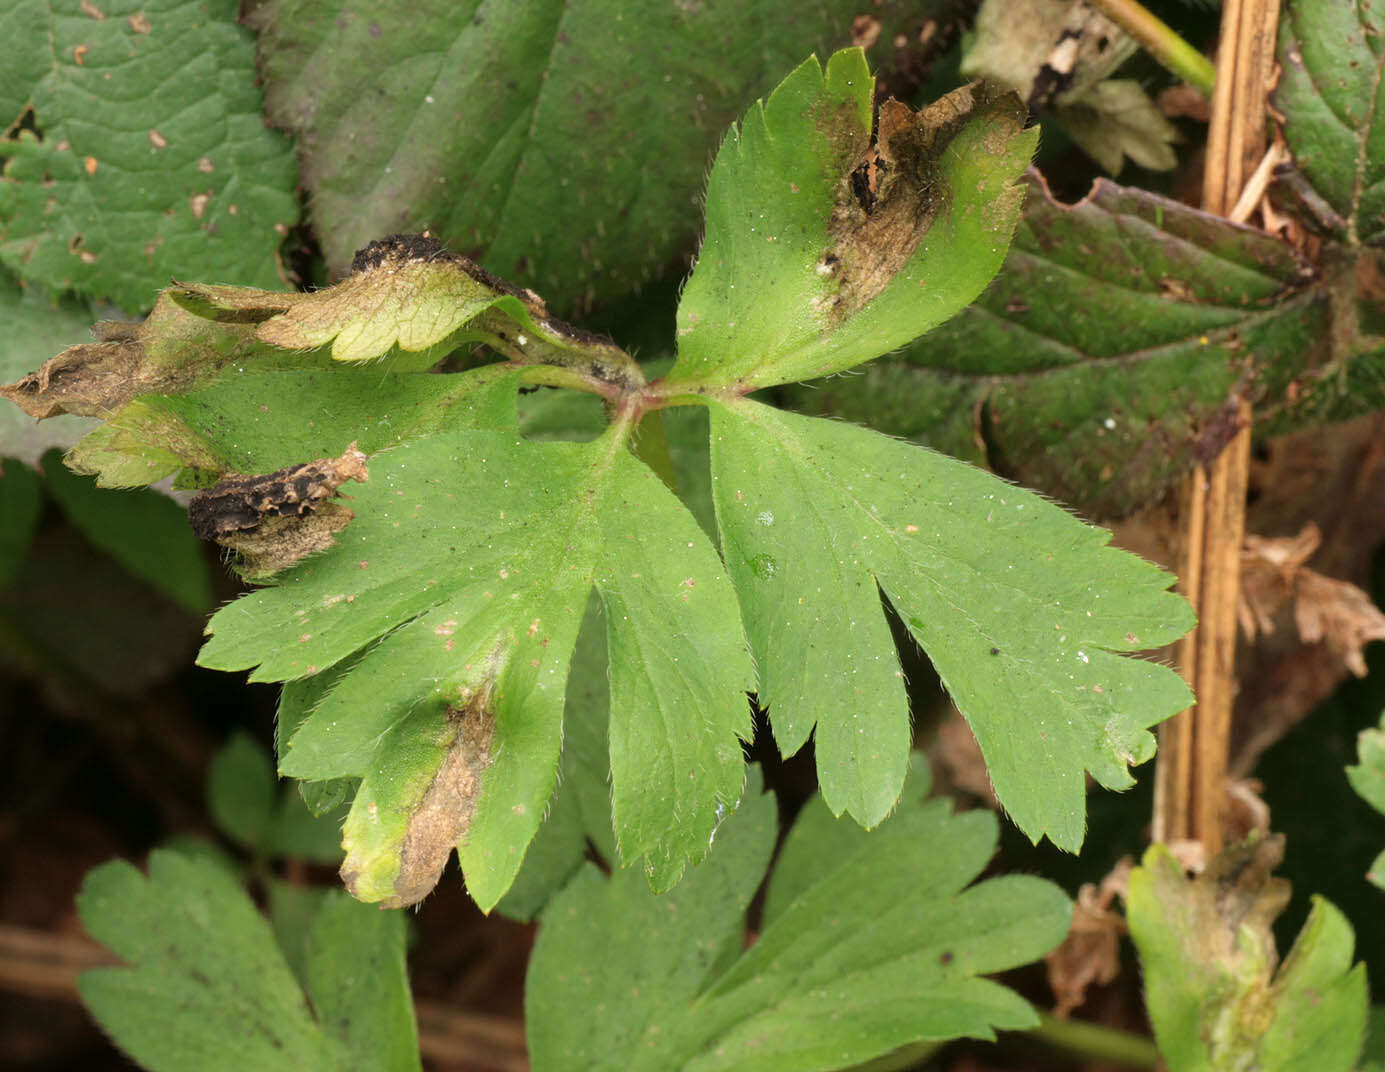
<box><xmin>1045</xmin><ymin>857</ymin><xmax>1131</xmax><ymax>1017</ymax></box>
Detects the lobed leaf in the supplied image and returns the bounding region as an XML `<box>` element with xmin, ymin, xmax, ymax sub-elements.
<box><xmin>199</xmin><ymin>422</ymin><xmax>751</xmax><ymax>909</ymax></box>
<box><xmin>0</xmin><ymin>0</ymin><xmax>297</xmax><ymax>313</ymax></box>
<box><xmin>709</xmin><ymin>397</ymin><xmax>1193</xmax><ymax>850</ymax></box>
<box><xmin>526</xmin><ymin>760</ymin><xmax>1072</xmax><ymax>1072</ymax></box>
<box><xmin>1127</xmin><ymin>838</ymin><xmax>1368</xmax><ymax>1072</ymax></box>
<box><xmin>667</xmin><ymin>50</ymin><xmax>1037</xmax><ymax>392</ymax></box>
<box><xmin>78</xmin><ymin>851</ymin><xmax>419</xmax><ymax>1072</ymax></box>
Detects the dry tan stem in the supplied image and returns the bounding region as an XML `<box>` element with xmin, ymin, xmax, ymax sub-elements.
<box><xmin>1154</xmin><ymin>0</ymin><xmax>1280</xmax><ymax>855</ymax></box>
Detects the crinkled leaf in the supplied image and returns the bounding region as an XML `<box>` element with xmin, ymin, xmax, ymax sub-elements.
<box><xmin>709</xmin><ymin>397</ymin><xmax>1193</xmax><ymax>850</ymax></box>
<box><xmin>199</xmin><ymin>424</ymin><xmax>751</xmax><ymax>909</ymax></box>
<box><xmin>76</xmin><ymin>851</ymin><xmax>347</xmax><ymax>1070</ymax></box>
<box><xmin>667</xmin><ymin>50</ymin><xmax>1036</xmax><ymax>392</ymax></box>
<box><xmin>3</xmin><ymin>238</ymin><xmax>640</xmax><ymax>489</ymax></box>
<box><xmin>0</xmin><ymin>0</ymin><xmax>297</xmax><ymax>312</ymax></box>
<box><xmin>1276</xmin><ymin>0</ymin><xmax>1385</xmax><ymax>245</ymax></box>
<box><xmin>527</xmin><ymin>763</ymin><xmax>1071</xmax><ymax>1072</ymax></box>
<box><xmin>246</xmin><ymin>0</ymin><xmax>890</xmax><ymax>311</ymax></box>
<box><xmin>171</xmin><ymin>234</ymin><xmax>638</xmax><ymax>381</ymax></box>
<box><xmin>1127</xmin><ymin>839</ymin><xmax>1368</xmax><ymax>1072</ymax></box>
<box><xmin>786</xmin><ymin>173</ymin><xmax>1341</xmax><ymax>519</ymax></box>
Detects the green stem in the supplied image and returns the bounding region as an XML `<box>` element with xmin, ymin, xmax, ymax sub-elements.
<box><xmin>1088</xmin><ymin>0</ymin><xmax>1217</xmax><ymax>96</ymax></box>
<box><xmin>1025</xmin><ymin>1012</ymin><xmax>1160</xmax><ymax>1069</ymax></box>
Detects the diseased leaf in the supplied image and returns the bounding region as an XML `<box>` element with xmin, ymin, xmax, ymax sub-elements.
<box><xmin>667</xmin><ymin>51</ymin><xmax>1036</xmax><ymax>392</ymax></box>
<box><xmin>786</xmin><ymin>173</ymin><xmax>1338</xmax><ymax>518</ymax></box>
<box><xmin>1127</xmin><ymin>838</ymin><xmax>1368</xmax><ymax>1072</ymax></box>
<box><xmin>710</xmin><ymin>397</ymin><xmax>1193</xmax><ymax>850</ymax></box>
<box><xmin>199</xmin><ymin>423</ymin><xmax>751</xmax><ymax>909</ymax></box>
<box><xmin>1276</xmin><ymin>0</ymin><xmax>1385</xmax><ymax>245</ymax></box>
<box><xmin>527</xmin><ymin>761</ymin><xmax>1072</xmax><ymax>1072</ymax></box>
<box><xmin>0</xmin><ymin>0</ymin><xmax>297</xmax><ymax>312</ymax></box>
<box><xmin>245</xmin><ymin>0</ymin><xmax>898</xmax><ymax>311</ymax></box>
<box><xmin>0</xmin><ymin>271</ymin><xmax>100</xmax><ymax>466</ymax></box>
<box><xmin>172</xmin><ymin>234</ymin><xmax>639</xmax><ymax>384</ymax></box>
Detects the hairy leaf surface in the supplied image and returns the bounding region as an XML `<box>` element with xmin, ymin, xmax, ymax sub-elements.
<box><xmin>527</xmin><ymin>761</ymin><xmax>1071</xmax><ymax>1071</ymax></box>
<box><xmin>710</xmin><ymin>397</ymin><xmax>1193</xmax><ymax>850</ymax></box>
<box><xmin>199</xmin><ymin>424</ymin><xmax>751</xmax><ymax>908</ymax></box>
<box><xmin>668</xmin><ymin>51</ymin><xmax>1037</xmax><ymax>392</ymax></box>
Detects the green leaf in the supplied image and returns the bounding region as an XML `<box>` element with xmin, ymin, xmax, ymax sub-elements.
<box><xmin>0</xmin><ymin>0</ymin><xmax>298</xmax><ymax>312</ymax></box>
<box><xmin>496</xmin><ymin>595</ymin><xmax>615</xmax><ymax>921</ymax></box>
<box><xmin>302</xmin><ymin>891</ymin><xmax>421</xmax><ymax>1072</ymax></box>
<box><xmin>78</xmin><ymin>851</ymin><xmax>421</xmax><ymax>1072</ymax></box>
<box><xmin>1276</xmin><ymin>0</ymin><xmax>1385</xmax><ymax>245</ymax></box>
<box><xmin>41</xmin><ymin>449</ymin><xmax>212</xmax><ymax>612</ymax></box>
<box><xmin>1127</xmin><ymin>838</ymin><xmax>1368</xmax><ymax>1072</ymax></box>
<box><xmin>207</xmin><ymin>732</ymin><xmax>278</xmax><ymax>853</ymax></box>
<box><xmin>245</xmin><ymin>0</ymin><xmax>887</xmax><ymax>311</ymax></box>
<box><xmin>526</xmin><ymin>763</ymin><xmax>1072</xmax><ymax>1072</ymax></box>
<box><xmin>77</xmin><ymin>850</ymin><xmax>347</xmax><ymax>1071</ymax></box>
<box><xmin>709</xmin><ymin>397</ymin><xmax>1193</xmax><ymax>849</ymax></box>
<box><xmin>784</xmin><ymin>173</ymin><xmax>1331</xmax><ymax>518</ymax></box>
<box><xmin>667</xmin><ymin>51</ymin><xmax>1037</xmax><ymax>392</ymax></box>
<box><xmin>199</xmin><ymin>423</ymin><xmax>751</xmax><ymax>909</ymax></box>
<box><xmin>527</xmin><ymin>770</ymin><xmax>776</xmax><ymax>1072</ymax></box>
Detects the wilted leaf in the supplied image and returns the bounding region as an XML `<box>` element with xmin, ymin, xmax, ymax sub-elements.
<box><xmin>962</xmin><ymin>0</ymin><xmax>1177</xmax><ymax>174</ymax></box>
<box><xmin>1127</xmin><ymin>837</ymin><xmax>1368</xmax><ymax>1072</ymax></box>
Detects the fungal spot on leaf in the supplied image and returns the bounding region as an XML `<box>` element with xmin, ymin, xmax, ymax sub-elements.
<box><xmin>188</xmin><ymin>443</ymin><xmax>368</xmax><ymax>579</ymax></box>
<box><xmin>350</xmin><ymin>694</ymin><xmax>496</xmax><ymax>910</ymax></box>
<box><xmin>824</xmin><ymin>83</ymin><xmax>1027</xmax><ymax>324</ymax></box>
